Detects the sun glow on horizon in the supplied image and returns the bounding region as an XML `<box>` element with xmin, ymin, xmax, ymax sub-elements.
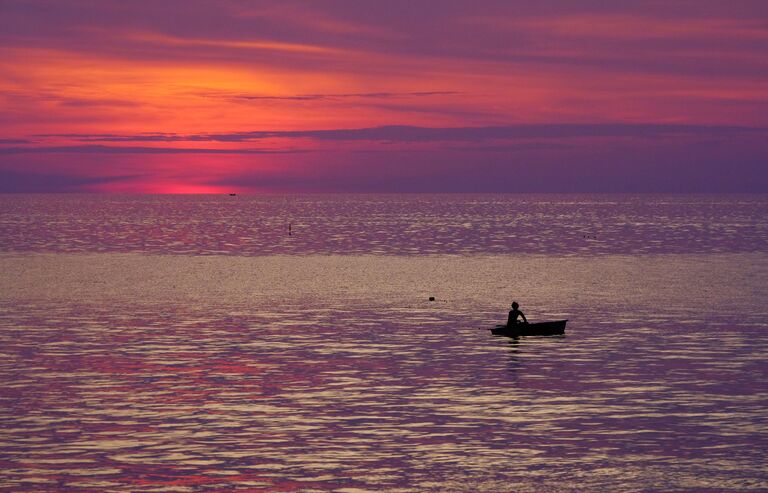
<box><xmin>1</xmin><ymin>1</ymin><xmax>767</xmax><ymax>192</ymax></box>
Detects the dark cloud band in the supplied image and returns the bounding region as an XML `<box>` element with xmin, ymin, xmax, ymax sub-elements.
<box><xmin>33</xmin><ymin>123</ymin><xmax>767</xmax><ymax>144</ymax></box>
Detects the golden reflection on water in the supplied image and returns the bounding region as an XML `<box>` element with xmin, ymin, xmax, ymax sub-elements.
<box><xmin>1</xmin><ymin>254</ymin><xmax>767</xmax><ymax>491</ymax></box>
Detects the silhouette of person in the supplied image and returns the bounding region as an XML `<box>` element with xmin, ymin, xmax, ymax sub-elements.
<box><xmin>507</xmin><ymin>301</ymin><xmax>528</xmax><ymax>327</ymax></box>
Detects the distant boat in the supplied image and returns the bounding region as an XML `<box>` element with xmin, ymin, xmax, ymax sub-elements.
<box><xmin>229</xmin><ymin>193</ymin><xmax>237</xmax><ymax>196</ymax></box>
<box><xmin>490</xmin><ymin>320</ymin><xmax>567</xmax><ymax>337</ymax></box>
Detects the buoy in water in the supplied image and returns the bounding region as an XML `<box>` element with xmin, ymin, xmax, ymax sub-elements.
<box><xmin>429</xmin><ymin>296</ymin><xmax>435</xmax><ymax>301</ymax></box>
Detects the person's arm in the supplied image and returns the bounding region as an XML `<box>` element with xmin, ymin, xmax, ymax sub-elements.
<box><xmin>520</xmin><ymin>312</ymin><xmax>528</xmax><ymax>323</ymax></box>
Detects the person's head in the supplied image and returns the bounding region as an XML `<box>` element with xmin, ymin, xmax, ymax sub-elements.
<box><xmin>511</xmin><ymin>302</ymin><xmax>519</xmax><ymax>309</ymax></box>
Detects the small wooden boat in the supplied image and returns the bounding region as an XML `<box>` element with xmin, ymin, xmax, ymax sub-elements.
<box><xmin>490</xmin><ymin>320</ymin><xmax>567</xmax><ymax>337</ymax></box>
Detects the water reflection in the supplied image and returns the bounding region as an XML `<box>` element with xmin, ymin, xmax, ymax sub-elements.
<box><xmin>1</xmin><ymin>194</ymin><xmax>766</xmax><ymax>255</ymax></box>
<box><xmin>1</xmin><ymin>295</ymin><xmax>766</xmax><ymax>492</ymax></box>
<box><xmin>506</xmin><ymin>338</ymin><xmax>521</xmax><ymax>371</ymax></box>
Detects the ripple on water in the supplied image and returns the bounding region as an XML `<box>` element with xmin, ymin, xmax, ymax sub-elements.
<box><xmin>1</xmin><ymin>194</ymin><xmax>767</xmax><ymax>255</ymax></box>
<box><xmin>1</xmin><ymin>253</ymin><xmax>767</xmax><ymax>491</ymax></box>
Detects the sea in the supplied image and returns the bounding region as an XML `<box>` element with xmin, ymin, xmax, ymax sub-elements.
<box><xmin>0</xmin><ymin>194</ymin><xmax>766</xmax><ymax>492</ymax></box>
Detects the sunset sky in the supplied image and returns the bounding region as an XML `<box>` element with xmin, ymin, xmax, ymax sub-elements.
<box><xmin>1</xmin><ymin>0</ymin><xmax>767</xmax><ymax>193</ymax></box>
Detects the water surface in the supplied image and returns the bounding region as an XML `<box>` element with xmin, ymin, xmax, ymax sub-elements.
<box><xmin>1</xmin><ymin>194</ymin><xmax>766</xmax><ymax>255</ymax></box>
<box><xmin>0</xmin><ymin>194</ymin><xmax>766</xmax><ymax>492</ymax></box>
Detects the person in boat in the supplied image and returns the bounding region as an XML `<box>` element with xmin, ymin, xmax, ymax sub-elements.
<box><xmin>507</xmin><ymin>302</ymin><xmax>528</xmax><ymax>327</ymax></box>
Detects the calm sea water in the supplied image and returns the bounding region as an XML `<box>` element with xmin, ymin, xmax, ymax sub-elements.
<box><xmin>0</xmin><ymin>194</ymin><xmax>767</xmax><ymax>492</ymax></box>
<box><xmin>1</xmin><ymin>194</ymin><xmax>766</xmax><ymax>255</ymax></box>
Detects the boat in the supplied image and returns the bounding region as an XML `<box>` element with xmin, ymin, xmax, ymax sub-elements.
<box><xmin>490</xmin><ymin>320</ymin><xmax>567</xmax><ymax>337</ymax></box>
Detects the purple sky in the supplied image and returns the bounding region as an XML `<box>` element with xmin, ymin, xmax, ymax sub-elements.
<box><xmin>1</xmin><ymin>0</ymin><xmax>767</xmax><ymax>192</ymax></box>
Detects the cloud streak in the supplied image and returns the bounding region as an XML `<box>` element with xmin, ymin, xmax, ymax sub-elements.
<box><xmin>36</xmin><ymin>123</ymin><xmax>767</xmax><ymax>144</ymax></box>
<box><xmin>221</xmin><ymin>91</ymin><xmax>459</xmax><ymax>102</ymax></box>
<box><xmin>0</xmin><ymin>169</ymin><xmax>141</xmax><ymax>193</ymax></box>
<box><xmin>0</xmin><ymin>145</ymin><xmax>309</xmax><ymax>154</ymax></box>
<box><xmin>1</xmin><ymin>1</ymin><xmax>767</xmax><ymax>192</ymax></box>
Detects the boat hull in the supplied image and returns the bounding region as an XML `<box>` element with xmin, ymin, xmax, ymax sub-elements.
<box><xmin>490</xmin><ymin>320</ymin><xmax>567</xmax><ymax>337</ymax></box>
